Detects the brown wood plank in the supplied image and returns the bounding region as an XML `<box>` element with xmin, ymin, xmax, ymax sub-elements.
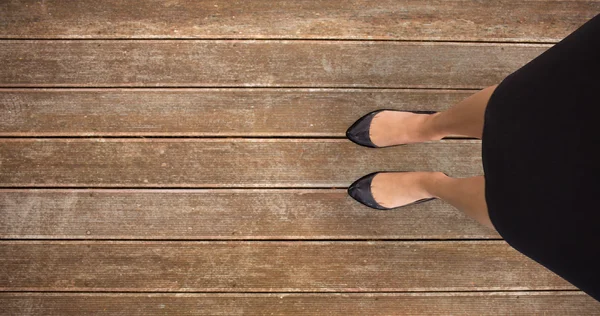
<box><xmin>2</xmin><ymin>292</ymin><xmax>598</xmax><ymax>315</ymax></box>
<box><xmin>0</xmin><ymin>139</ymin><xmax>482</xmax><ymax>187</ymax></box>
<box><xmin>1</xmin><ymin>0</ymin><xmax>598</xmax><ymax>42</ymax></box>
<box><xmin>0</xmin><ymin>189</ymin><xmax>498</xmax><ymax>240</ymax></box>
<box><xmin>0</xmin><ymin>241</ymin><xmax>574</xmax><ymax>291</ymax></box>
<box><xmin>0</xmin><ymin>88</ymin><xmax>473</xmax><ymax>137</ymax></box>
<box><xmin>0</xmin><ymin>41</ymin><xmax>547</xmax><ymax>88</ymax></box>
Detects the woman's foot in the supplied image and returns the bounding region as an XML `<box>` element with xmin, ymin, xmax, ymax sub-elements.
<box><xmin>369</xmin><ymin>172</ymin><xmax>444</xmax><ymax>208</ymax></box>
<box><xmin>348</xmin><ymin>171</ymin><xmax>446</xmax><ymax>209</ymax></box>
<box><xmin>369</xmin><ymin>111</ymin><xmax>443</xmax><ymax>147</ymax></box>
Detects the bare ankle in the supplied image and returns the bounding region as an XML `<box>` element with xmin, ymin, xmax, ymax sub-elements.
<box><xmin>423</xmin><ymin>172</ymin><xmax>450</xmax><ymax>199</ymax></box>
<box><xmin>423</xmin><ymin>113</ymin><xmax>446</xmax><ymax>141</ymax></box>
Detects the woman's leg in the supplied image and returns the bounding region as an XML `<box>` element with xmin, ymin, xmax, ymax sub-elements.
<box><xmin>426</xmin><ymin>84</ymin><xmax>499</xmax><ymax>139</ymax></box>
<box><xmin>369</xmin><ymin>84</ymin><xmax>499</xmax><ymax>146</ymax></box>
<box><xmin>370</xmin><ymin>172</ymin><xmax>494</xmax><ymax>230</ymax></box>
<box><xmin>426</xmin><ymin>174</ymin><xmax>493</xmax><ymax>230</ymax></box>
<box><xmin>368</xmin><ymin>84</ymin><xmax>499</xmax><ymax>229</ymax></box>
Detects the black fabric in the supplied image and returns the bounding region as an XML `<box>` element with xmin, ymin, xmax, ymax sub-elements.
<box><xmin>482</xmin><ymin>13</ymin><xmax>600</xmax><ymax>301</ymax></box>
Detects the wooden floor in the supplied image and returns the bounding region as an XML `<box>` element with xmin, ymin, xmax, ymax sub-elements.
<box><xmin>1</xmin><ymin>1</ymin><xmax>600</xmax><ymax>314</ymax></box>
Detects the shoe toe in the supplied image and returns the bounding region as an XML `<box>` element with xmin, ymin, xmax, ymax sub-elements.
<box><xmin>347</xmin><ymin>109</ymin><xmax>439</xmax><ymax>148</ymax></box>
<box><xmin>349</xmin><ymin>172</ymin><xmax>438</xmax><ymax>210</ymax></box>
<box><xmin>346</xmin><ymin>128</ymin><xmax>372</xmax><ymax>147</ymax></box>
<box><xmin>346</xmin><ymin>111</ymin><xmax>381</xmax><ymax>148</ymax></box>
<box><xmin>348</xmin><ymin>172</ymin><xmax>388</xmax><ymax>210</ymax></box>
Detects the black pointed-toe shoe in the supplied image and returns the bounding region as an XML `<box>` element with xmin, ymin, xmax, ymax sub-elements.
<box><xmin>345</xmin><ymin>109</ymin><xmax>437</xmax><ymax>148</ymax></box>
<box><xmin>347</xmin><ymin>171</ymin><xmax>436</xmax><ymax>210</ymax></box>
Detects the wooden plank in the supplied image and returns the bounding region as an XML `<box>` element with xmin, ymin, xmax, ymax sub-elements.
<box><xmin>2</xmin><ymin>292</ymin><xmax>598</xmax><ymax>315</ymax></box>
<box><xmin>0</xmin><ymin>41</ymin><xmax>547</xmax><ymax>88</ymax></box>
<box><xmin>0</xmin><ymin>88</ymin><xmax>474</xmax><ymax>137</ymax></box>
<box><xmin>0</xmin><ymin>189</ymin><xmax>498</xmax><ymax>240</ymax></box>
<box><xmin>0</xmin><ymin>139</ymin><xmax>482</xmax><ymax>187</ymax></box>
<box><xmin>1</xmin><ymin>0</ymin><xmax>598</xmax><ymax>42</ymax></box>
<box><xmin>0</xmin><ymin>241</ymin><xmax>574</xmax><ymax>291</ymax></box>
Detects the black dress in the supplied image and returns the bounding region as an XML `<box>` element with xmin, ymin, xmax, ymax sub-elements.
<box><xmin>482</xmin><ymin>13</ymin><xmax>600</xmax><ymax>301</ymax></box>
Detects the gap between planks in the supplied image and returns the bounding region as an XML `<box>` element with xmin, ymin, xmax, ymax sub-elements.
<box><xmin>0</xmin><ymin>39</ymin><xmax>554</xmax><ymax>46</ymax></box>
<box><xmin>0</xmin><ymin>290</ymin><xmax>584</xmax><ymax>295</ymax></box>
<box><xmin>0</xmin><ymin>38</ymin><xmax>564</xmax><ymax>45</ymax></box>
<box><xmin>0</xmin><ymin>239</ymin><xmax>502</xmax><ymax>242</ymax></box>
<box><xmin>0</xmin><ymin>240</ymin><xmax>505</xmax><ymax>245</ymax></box>
<box><xmin>0</xmin><ymin>138</ymin><xmax>478</xmax><ymax>143</ymax></box>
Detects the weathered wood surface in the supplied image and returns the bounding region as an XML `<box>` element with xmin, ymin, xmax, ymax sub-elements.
<box><xmin>0</xmin><ymin>41</ymin><xmax>548</xmax><ymax>88</ymax></box>
<box><xmin>2</xmin><ymin>292</ymin><xmax>599</xmax><ymax>315</ymax></box>
<box><xmin>0</xmin><ymin>139</ymin><xmax>482</xmax><ymax>187</ymax></box>
<box><xmin>0</xmin><ymin>189</ymin><xmax>498</xmax><ymax>240</ymax></box>
<box><xmin>1</xmin><ymin>0</ymin><xmax>598</xmax><ymax>42</ymax></box>
<box><xmin>0</xmin><ymin>89</ymin><xmax>473</xmax><ymax>136</ymax></box>
<box><xmin>2</xmin><ymin>1</ymin><xmax>596</xmax><ymax>312</ymax></box>
<box><xmin>0</xmin><ymin>241</ymin><xmax>573</xmax><ymax>291</ymax></box>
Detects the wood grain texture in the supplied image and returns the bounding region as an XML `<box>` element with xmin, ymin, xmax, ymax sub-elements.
<box><xmin>0</xmin><ymin>139</ymin><xmax>482</xmax><ymax>187</ymax></box>
<box><xmin>0</xmin><ymin>88</ymin><xmax>474</xmax><ymax>136</ymax></box>
<box><xmin>0</xmin><ymin>189</ymin><xmax>498</xmax><ymax>240</ymax></box>
<box><xmin>1</xmin><ymin>0</ymin><xmax>598</xmax><ymax>42</ymax></box>
<box><xmin>2</xmin><ymin>292</ymin><xmax>599</xmax><ymax>315</ymax></box>
<box><xmin>1</xmin><ymin>2</ymin><xmax>595</xmax><ymax>313</ymax></box>
<box><xmin>0</xmin><ymin>41</ymin><xmax>548</xmax><ymax>88</ymax></box>
<box><xmin>0</xmin><ymin>241</ymin><xmax>573</xmax><ymax>292</ymax></box>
